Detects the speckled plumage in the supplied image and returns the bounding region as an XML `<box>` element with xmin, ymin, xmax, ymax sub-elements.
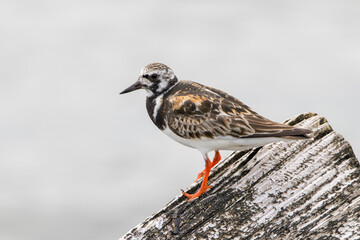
<box><xmin>120</xmin><ymin>63</ymin><xmax>312</xmax><ymax>200</ymax></box>
<box><xmin>155</xmin><ymin>80</ymin><xmax>311</xmax><ymax>141</ymax></box>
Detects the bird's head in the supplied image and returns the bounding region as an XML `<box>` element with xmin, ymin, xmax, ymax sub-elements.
<box><xmin>120</xmin><ymin>63</ymin><xmax>178</xmax><ymax>97</ymax></box>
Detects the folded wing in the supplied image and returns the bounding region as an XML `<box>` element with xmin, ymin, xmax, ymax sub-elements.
<box><xmin>165</xmin><ymin>81</ymin><xmax>312</xmax><ymax>140</ymax></box>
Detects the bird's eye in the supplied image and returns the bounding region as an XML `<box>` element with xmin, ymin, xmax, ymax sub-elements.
<box><xmin>150</xmin><ymin>73</ymin><xmax>158</xmax><ymax>79</ymax></box>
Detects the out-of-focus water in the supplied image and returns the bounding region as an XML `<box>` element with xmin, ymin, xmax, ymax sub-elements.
<box><xmin>0</xmin><ymin>0</ymin><xmax>359</xmax><ymax>239</ymax></box>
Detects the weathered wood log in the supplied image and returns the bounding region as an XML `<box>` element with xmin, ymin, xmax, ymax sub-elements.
<box><xmin>120</xmin><ymin>113</ymin><xmax>360</xmax><ymax>240</ymax></box>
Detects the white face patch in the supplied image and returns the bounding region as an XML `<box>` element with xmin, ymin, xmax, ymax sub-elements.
<box><xmin>157</xmin><ymin>79</ymin><xmax>169</xmax><ymax>93</ymax></box>
<box><xmin>139</xmin><ymin>77</ymin><xmax>154</xmax><ymax>97</ymax></box>
<box><xmin>144</xmin><ymin>88</ymin><xmax>154</xmax><ymax>97</ymax></box>
<box><xmin>139</xmin><ymin>77</ymin><xmax>152</xmax><ymax>86</ymax></box>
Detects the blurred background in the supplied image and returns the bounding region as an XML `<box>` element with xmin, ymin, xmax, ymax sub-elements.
<box><xmin>0</xmin><ymin>0</ymin><xmax>359</xmax><ymax>239</ymax></box>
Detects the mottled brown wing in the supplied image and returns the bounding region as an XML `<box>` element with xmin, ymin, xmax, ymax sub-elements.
<box><xmin>164</xmin><ymin>81</ymin><xmax>312</xmax><ymax>139</ymax></box>
<box><xmin>165</xmin><ymin>94</ymin><xmax>255</xmax><ymax>139</ymax></box>
<box><xmin>190</xmin><ymin>81</ymin><xmax>312</xmax><ymax>139</ymax></box>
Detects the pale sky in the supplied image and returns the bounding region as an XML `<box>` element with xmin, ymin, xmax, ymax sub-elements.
<box><xmin>0</xmin><ymin>0</ymin><xmax>359</xmax><ymax>239</ymax></box>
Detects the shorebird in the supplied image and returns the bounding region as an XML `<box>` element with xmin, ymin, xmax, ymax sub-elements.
<box><xmin>120</xmin><ymin>63</ymin><xmax>312</xmax><ymax>200</ymax></box>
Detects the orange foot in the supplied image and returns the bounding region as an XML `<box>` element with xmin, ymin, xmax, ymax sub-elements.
<box><xmin>182</xmin><ymin>185</ymin><xmax>211</xmax><ymax>201</ymax></box>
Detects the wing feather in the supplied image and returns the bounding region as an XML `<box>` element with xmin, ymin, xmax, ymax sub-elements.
<box><xmin>164</xmin><ymin>81</ymin><xmax>312</xmax><ymax>140</ymax></box>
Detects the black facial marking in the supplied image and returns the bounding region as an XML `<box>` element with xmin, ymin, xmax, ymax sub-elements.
<box><xmin>143</xmin><ymin>73</ymin><xmax>159</xmax><ymax>82</ymax></box>
<box><xmin>150</xmin><ymin>73</ymin><xmax>158</xmax><ymax>79</ymax></box>
<box><xmin>147</xmin><ymin>76</ymin><xmax>178</xmax><ymax>96</ymax></box>
<box><xmin>150</xmin><ymin>83</ymin><xmax>159</xmax><ymax>93</ymax></box>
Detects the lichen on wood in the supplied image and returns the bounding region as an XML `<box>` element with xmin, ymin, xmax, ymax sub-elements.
<box><xmin>120</xmin><ymin>113</ymin><xmax>360</xmax><ymax>240</ymax></box>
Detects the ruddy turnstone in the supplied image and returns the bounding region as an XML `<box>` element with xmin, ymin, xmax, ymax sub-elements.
<box><xmin>120</xmin><ymin>63</ymin><xmax>312</xmax><ymax>200</ymax></box>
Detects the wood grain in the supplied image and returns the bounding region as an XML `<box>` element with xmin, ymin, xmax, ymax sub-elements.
<box><xmin>120</xmin><ymin>113</ymin><xmax>360</xmax><ymax>240</ymax></box>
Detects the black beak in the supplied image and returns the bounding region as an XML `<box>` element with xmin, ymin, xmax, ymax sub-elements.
<box><xmin>120</xmin><ymin>81</ymin><xmax>143</xmax><ymax>94</ymax></box>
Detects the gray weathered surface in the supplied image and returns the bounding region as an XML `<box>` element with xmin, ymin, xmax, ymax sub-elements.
<box><xmin>120</xmin><ymin>113</ymin><xmax>360</xmax><ymax>240</ymax></box>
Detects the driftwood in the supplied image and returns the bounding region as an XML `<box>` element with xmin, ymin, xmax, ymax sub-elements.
<box><xmin>120</xmin><ymin>113</ymin><xmax>360</xmax><ymax>240</ymax></box>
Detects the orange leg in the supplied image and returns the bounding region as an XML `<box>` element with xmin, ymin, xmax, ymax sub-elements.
<box><xmin>182</xmin><ymin>157</ymin><xmax>212</xmax><ymax>200</ymax></box>
<box><xmin>193</xmin><ymin>150</ymin><xmax>221</xmax><ymax>182</ymax></box>
<box><xmin>182</xmin><ymin>151</ymin><xmax>222</xmax><ymax>201</ymax></box>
